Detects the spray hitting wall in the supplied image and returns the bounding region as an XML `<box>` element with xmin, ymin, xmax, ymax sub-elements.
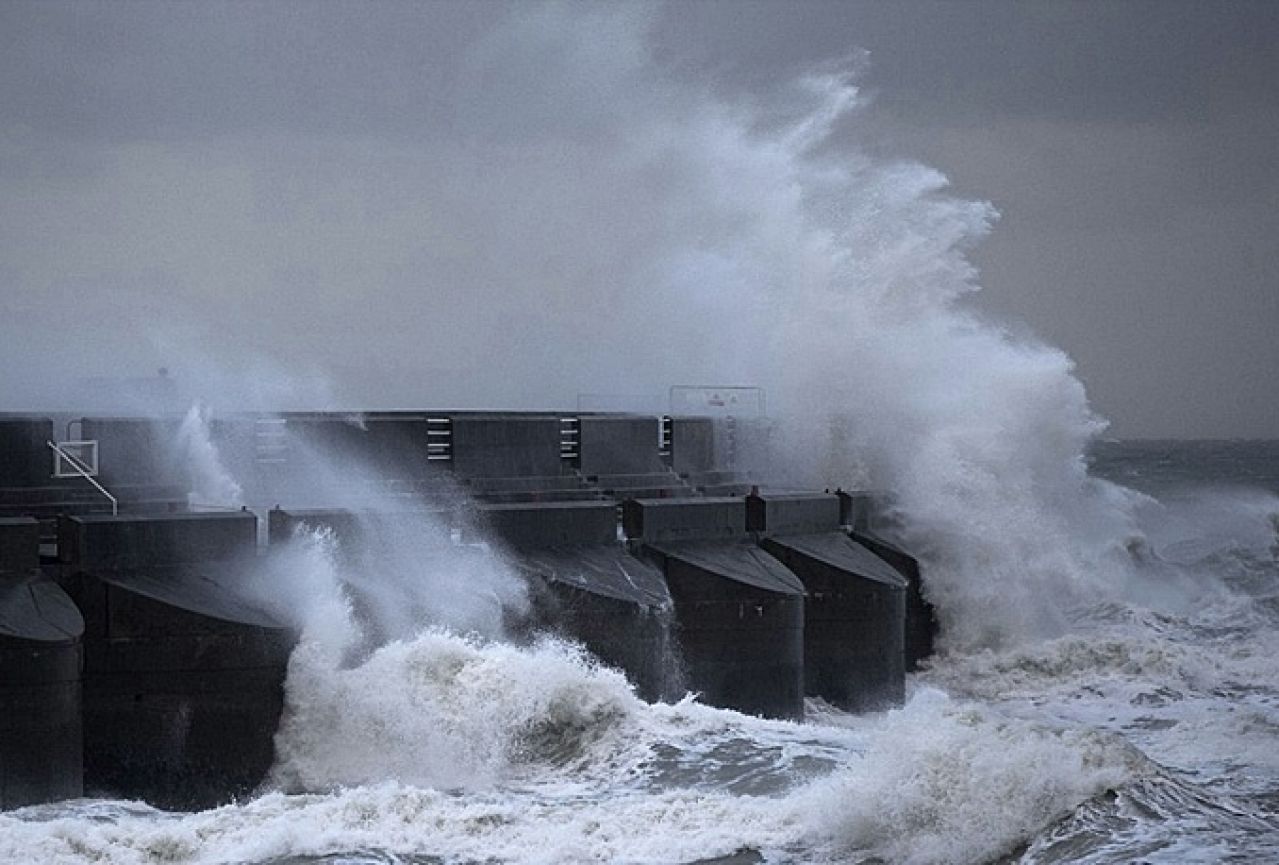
<box><xmin>0</xmin><ymin>6</ymin><xmax>1162</xmax><ymax>652</ymax></box>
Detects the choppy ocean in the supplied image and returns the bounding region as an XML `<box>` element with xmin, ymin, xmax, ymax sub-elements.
<box><xmin>4</xmin><ymin>439</ymin><xmax>1279</xmax><ymax>865</ymax></box>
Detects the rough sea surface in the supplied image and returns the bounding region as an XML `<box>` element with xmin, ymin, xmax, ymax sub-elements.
<box><xmin>3</xmin><ymin>440</ymin><xmax>1278</xmax><ymax>865</ymax></box>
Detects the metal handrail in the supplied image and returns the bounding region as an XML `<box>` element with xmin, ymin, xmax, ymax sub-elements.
<box><xmin>47</xmin><ymin>440</ymin><xmax>117</xmax><ymax>516</ymax></box>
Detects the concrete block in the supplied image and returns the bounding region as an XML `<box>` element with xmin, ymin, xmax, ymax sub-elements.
<box><xmin>284</xmin><ymin>414</ymin><xmax>443</xmax><ymax>481</ymax></box>
<box><xmin>670</xmin><ymin>417</ymin><xmax>715</xmax><ymax>475</ymax></box>
<box><xmin>0</xmin><ymin>417</ymin><xmax>54</xmax><ymax>489</ymax></box>
<box><xmin>59</xmin><ymin>512</ymin><xmax>257</xmax><ymax>571</ymax></box>
<box><xmin>578</xmin><ymin>416</ymin><xmax>665</xmax><ymax>476</ymax></box>
<box><xmin>451</xmin><ymin>415</ymin><xmax>563</xmax><ymax>478</ymax></box>
<box><xmin>0</xmin><ymin>517</ymin><xmax>40</xmax><ymax>575</ymax></box>
<box><xmin>746</xmin><ymin>492</ymin><xmax>841</xmax><ymax>536</ymax></box>
<box><xmin>80</xmin><ymin>417</ymin><xmax>183</xmax><ymax>487</ymax></box>
<box><xmin>474</xmin><ymin>501</ymin><xmax>616</xmax><ymax>548</ymax></box>
<box><xmin>622</xmin><ymin>497</ymin><xmax>745</xmax><ymax>544</ymax></box>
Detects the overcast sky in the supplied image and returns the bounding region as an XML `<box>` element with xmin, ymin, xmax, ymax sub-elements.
<box><xmin>2</xmin><ymin>1</ymin><xmax>1275</xmax><ymax>437</ymax></box>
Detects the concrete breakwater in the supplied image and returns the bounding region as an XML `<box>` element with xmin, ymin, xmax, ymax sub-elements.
<box><xmin>0</xmin><ymin>411</ymin><xmax>934</xmax><ymax>810</ymax></box>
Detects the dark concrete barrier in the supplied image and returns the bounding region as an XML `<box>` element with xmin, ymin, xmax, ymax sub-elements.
<box><xmin>749</xmin><ymin>493</ymin><xmax>906</xmax><ymax>711</ymax></box>
<box><xmin>0</xmin><ymin>417</ymin><xmax>54</xmax><ymax>489</ymax></box>
<box><xmin>1</xmin><ymin>517</ymin><xmax>85</xmax><ymax>810</ymax></box>
<box><xmin>578</xmin><ymin>416</ymin><xmax>666</xmax><ymax>477</ymax></box>
<box><xmin>473</xmin><ymin>501</ymin><xmax>615</xmax><ymax>548</ymax></box>
<box><xmin>838</xmin><ymin>488</ymin><xmax>936</xmax><ymax>671</ymax></box>
<box><xmin>624</xmin><ymin>498</ymin><xmax>805</xmax><ymax>720</ymax></box>
<box><xmin>282</xmin><ymin>413</ymin><xmax>445</xmax><ymax>484</ymax></box>
<box><xmin>451</xmin><ymin>415</ymin><xmax>563</xmax><ymax>478</ymax></box>
<box><xmin>476</xmin><ymin>502</ymin><xmax>676</xmax><ymax>701</ymax></box>
<box><xmin>0</xmin><ymin>515</ymin><xmax>41</xmax><ymax>574</ymax></box>
<box><xmin>80</xmin><ymin>417</ymin><xmax>183</xmax><ymax>488</ymax></box>
<box><xmin>59</xmin><ymin>512</ymin><xmax>292</xmax><ymax>810</ymax></box>
<box><xmin>670</xmin><ymin>417</ymin><xmax>715</xmax><ymax>475</ymax></box>
<box><xmin>622</xmin><ymin>496</ymin><xmax>743</xmax><ymax>543</ymax></box>
<box><xmin>849</xmin><ymin>530</ymin><xmax>935</xmax><ymax>672</ymax></box>
<box><xmin>60</xmin><ymin>510</ymin><xmax>256</xmax><ymax>570</ymax></box>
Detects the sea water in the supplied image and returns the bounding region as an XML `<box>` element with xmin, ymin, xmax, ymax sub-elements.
<box><xmin>2</xmin><ymin>440</ymin><xmax>1278</xmax><ymax>864</ymax></box>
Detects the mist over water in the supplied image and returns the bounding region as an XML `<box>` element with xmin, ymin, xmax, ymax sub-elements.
<box><xmin>4</xmin><ymin>6</ymin><xmax>1279</xmax><ymax>864</ymax></box>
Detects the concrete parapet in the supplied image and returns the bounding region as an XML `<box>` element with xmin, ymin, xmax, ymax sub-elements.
<box><xmin>578</xmin><ymin>416</ymin><xmax>665</xmax><ymax>476</ymax></box>
<box><xmin>746</xmin><ymin>492</ymin><xmax>842</xmax><ymax>536</ymax></box>
<box><xmin>670</xmin><ymin>417</ymin><xmax>715</xmax><ymax>475</ymax></box>
<box><xmin>451</xmin><ymin>415</ymin><xmax>563</xmax><ymax>478</ymax></box>
<box><xmin>282</xmin><ymin>414</ymin><xmax>445</xmax><ymax>482</ymax></box>
<box><xmin>80</xmin><ymin>417</ymin><xmax>183</xmax><ymax>488</ymax></box>
<box><xmin>837</xmin><ymin>490</ymin><xmax>900</xmax><ymax>534</ymax></box>
<box><xmin>59</xmin><ymin>511</ymin><xmax>257</xmax><ymax>571</ymax></box>
<box><xmin>0</xmin><ymin>417</ymin><xmax>54</xmax><ymax>489</ymax></box>
<box><xmin>473</xmin><ymin>501</ymin><xmax>615</xmax><ymax>548</ymax></box>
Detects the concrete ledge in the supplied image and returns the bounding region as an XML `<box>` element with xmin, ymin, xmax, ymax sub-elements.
<box><xmin>622</xmin><ymin>497</ymin><xmax>745</xmax><ymax>543</ymax></box>
<box><xmin>746</xmin><ymin>492</ymin><xmax>841</xmax><ymax>536</ymax></box>
<box><xmin>451</xmin><ymin>415</ymin><xmax>563</xmax><ymax>478</ymax></box>
<box><xmin>474</xmin><ymin>501</ymin><xmax>616</xmax><ymax>548</ymax></box>
<box><xmin>59</xmin><ymin>511</ymin><xmax>257</xmax><ymax>571</ymax></box>
<box><xmin>579</xmin><ymin>416</ymin><xmax>665</xmax><ymax>476</ymax></box>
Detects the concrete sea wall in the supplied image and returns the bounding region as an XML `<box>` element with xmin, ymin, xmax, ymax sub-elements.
<box><xmin>0</xmin><ymin>410</ymin><xmax>933</xmax><ymax>809</ymax></box>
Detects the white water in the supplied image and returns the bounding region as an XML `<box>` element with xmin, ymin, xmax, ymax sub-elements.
<box><xmin>174</xmin><ymin>403</ymin><xmax>243</xmax><ymax>509</ymax></box>
<box><xmin>5</xmin><ymin>496</ymin><xmax>1279</xmax><ymax>862</ymax></box>
<box><xmin>0</xmin><ymin>629</ymin><xmax>1153</xmax><ymax>865</ymax></box>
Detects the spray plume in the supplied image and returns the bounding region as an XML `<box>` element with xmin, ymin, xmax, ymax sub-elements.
<box><xmin>0</xmin><ymin>6</ymin><xmax>1166</xmax><ymax>651</ymax></box>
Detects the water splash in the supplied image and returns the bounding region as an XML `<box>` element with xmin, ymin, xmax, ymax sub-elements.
<box><xmin>174</xmin><ymin>402</ymin><xmax>243</xmax><ymax>509</ymax></box>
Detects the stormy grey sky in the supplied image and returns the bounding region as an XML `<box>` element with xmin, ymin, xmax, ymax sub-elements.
<box><xmin>1</xmin><ymin>1</ymin><xmax>1275</xmax><ymax>437</ymax></box>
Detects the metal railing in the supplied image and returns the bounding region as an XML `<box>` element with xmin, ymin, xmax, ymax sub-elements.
<box><xmin>47</xmin><ymin>440</ymin><xmax>118</xmax><ymax>516</ymax></box>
